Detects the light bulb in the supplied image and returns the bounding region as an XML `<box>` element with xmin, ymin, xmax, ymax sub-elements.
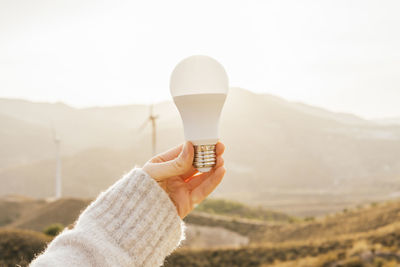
<box><xmin>170</xmin><ymin>55</ymin><xmax>229</xmax><ymax>172</ymax></box>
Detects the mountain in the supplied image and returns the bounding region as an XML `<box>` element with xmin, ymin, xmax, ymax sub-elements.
<box><xmin>0</xmin><ymin>113</ymin><xmax>54</xmax><ymax>169</ymax></box>
<box><xmin>374</xmin><ymin>117</ymin><xmax>400</xmax><ymax>125</ymax></box>
<box><xmin>1</xmin><ymin>88</ymin><xmax>400</xmax><ymax>216</ymax></box>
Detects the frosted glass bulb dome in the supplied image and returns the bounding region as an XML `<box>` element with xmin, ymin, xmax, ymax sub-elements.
<box><xmin>170</xmin><ymin>55</ymin><xmax>229</xmax><ymax>172</ymax></box>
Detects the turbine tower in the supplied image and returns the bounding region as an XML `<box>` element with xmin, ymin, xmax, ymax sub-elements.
<box><xmin>52</xmin><ymin>127</ymin><xmax>62</xmax><ymax>199</ymax></box>
<box><xmin>139</xmin><ymin>105</ymin><xmax>159</xmax><ymax>156</ymax></box>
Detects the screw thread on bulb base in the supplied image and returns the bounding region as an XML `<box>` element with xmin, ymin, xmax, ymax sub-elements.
<box><xmin>193</xmin><ymin>144</ymin><xmax>216</xmax><ymax>172</ymax></box>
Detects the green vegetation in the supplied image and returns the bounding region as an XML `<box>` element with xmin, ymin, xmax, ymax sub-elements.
<box><xmin>194</xmin><ymin>198</ymin><xmax>292</xmax><ymax>222</ymax></box>
<box><xmin>304</xmin><ymin>216</ymin><xmax>315</xmax><ymax>222</ymax></box>
<box><xmin>43</xmin><ymin>223</ymin><xmax>64</xmax><ymax>236</ymax></box>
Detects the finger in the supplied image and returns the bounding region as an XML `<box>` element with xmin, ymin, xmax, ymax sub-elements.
<box><xmin>185</xmin><ymin>155</ymin><xmax>224</xmax><ymax>187</ymax></box>
<box><xmin>215</xmin><ymin>142</ymin><xmax>225</xmax><ymax>156</ymax></box>
<box><xmin>151</xmin><ymin>143</ymin><xmax>184</xmax><ymax>163</ymax></box>
<box><xmin>215</xmin><ymin>155</ymin><xmax>224</xmax><ymax>168</ymax></box>
<box><xmin>143</xmin><ymin>141</ymin><xmax>194</xmax><ymax>181</ymax></box>
<box><xmin>190</xmin><ymin>166</ymin><xmax>226</xmax><ymax>205</ymax></box>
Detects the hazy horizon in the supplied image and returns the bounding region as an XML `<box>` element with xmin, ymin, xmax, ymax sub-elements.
<box><xmin>1</xmin><ymin>87</ymin><xmax>398</xmax><ymax>121</ymax></box>
<box><xmin>1</xmin><ymin>0</ymin><xmax>400</xmax><ymax>119</ymax></box>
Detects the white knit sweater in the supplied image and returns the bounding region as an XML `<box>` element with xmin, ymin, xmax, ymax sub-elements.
<box><xmin>30</xmin><ymin>168</ymin><xmax>186</xmax><ymax>267</ymax></box>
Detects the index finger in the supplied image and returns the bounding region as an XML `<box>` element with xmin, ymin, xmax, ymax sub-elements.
<box><xmin>151</xmin><ymin>143</ymin><xmax>185</xmax><ymax>163</ymax></box>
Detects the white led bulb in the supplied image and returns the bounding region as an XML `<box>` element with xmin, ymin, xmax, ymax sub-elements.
<box><xmin>170</xmin><ymin>55</ymin><xmax>229</xmax><ymax>172</ymax></box>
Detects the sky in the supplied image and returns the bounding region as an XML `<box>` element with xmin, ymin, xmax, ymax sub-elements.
<box><xmin>0</xmin><ymin>0</ymin><xmax>399</xmax><ymax>119</ymax></box>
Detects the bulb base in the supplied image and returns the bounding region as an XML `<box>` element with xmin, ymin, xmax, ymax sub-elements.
<box><xmin>193</xmin><ymin>144</ymin><xmax>216</xmax><ymax>172</ymax></box>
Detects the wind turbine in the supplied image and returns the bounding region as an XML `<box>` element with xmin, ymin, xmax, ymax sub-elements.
<box><xmin>138</xmin><ymin>105</ymin><xmax>159</xmax><ymax>156</ymax></box>
<box><xmin>52</xmin><ymin>126</ymin><xmax>62</xmax><ymax>199</ymax></box>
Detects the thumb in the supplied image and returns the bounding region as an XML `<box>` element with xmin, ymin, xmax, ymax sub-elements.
<box><xmin>144</xmin><ymin>142</ymin><xmax>194</xmax><ymax>181</ymax></box>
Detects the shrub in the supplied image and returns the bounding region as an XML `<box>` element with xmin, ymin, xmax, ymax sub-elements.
<box><xmin>43</xmin><ymin>223</ymin><xmax>64</xmax><ymax>236</ymax></box>
<box><xmin>194</xmin><ymin>198</ymin><xmax>292</xmax><ymax>222</ymax></box>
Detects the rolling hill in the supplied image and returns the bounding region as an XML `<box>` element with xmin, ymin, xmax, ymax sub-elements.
<box><xmin>0</xmin><ymin>196</ymin><xmax>283</xmax><ymax>252</ymax></box>
<box><xmin>2</xmin><ymin>197</ymin><xmax>400</xmax><ymax>266</ymax></box>
<box><xmin>0</xmin><ymin>196</ymin><xmax>286</xmax><ymax>235</ymax></box>
<box><xmin>166</xmin><ymin>199</ymin><xmax>400</xmax><ymax>266</ymax></box>
<box><xmin>2</xmin><ymin>196</ymin><xmax>400</xmax><ymax>245</ymax></box>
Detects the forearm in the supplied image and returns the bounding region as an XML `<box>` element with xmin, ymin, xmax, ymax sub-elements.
<box><xmin>30</xmin><ymin>168</ymin><xmax>185</xmax><ymax>267</ymax></box>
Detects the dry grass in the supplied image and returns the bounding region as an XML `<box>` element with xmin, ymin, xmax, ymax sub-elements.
<box><xmin>261</xmin><ymin>200</ymin><xmax>400</xmax><ymax>243</ymax></box>
<box><xmin>2</xmin><ymin>197</ymin><xmax>400</xmax><ymax>266</ymax></box>
<box><xmin>0</xmin><ymin>228</ymin><xmax>51</xmax><ymax>267</ymax></box>
<box><xmin>9</xmin><ymin>198</ymin><xmax>91</xmax><ymax>231</ymax></box>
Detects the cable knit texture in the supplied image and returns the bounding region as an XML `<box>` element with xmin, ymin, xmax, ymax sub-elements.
<box><xmin>30</xmin><ymin>168</ymin><xmax>186</xmax><ymax>267</ymax></box>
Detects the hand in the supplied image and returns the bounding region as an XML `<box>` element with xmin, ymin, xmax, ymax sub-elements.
<box><xmin>143</xmin><ymin>141</ymin><xmax>226</xmax><ymax>219</ymax></box>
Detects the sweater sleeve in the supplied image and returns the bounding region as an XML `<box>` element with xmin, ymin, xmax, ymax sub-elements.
<box><xmin>30</xmin><ymin>168</ymin><xmax>186</xmax><ymax>267</ymax></box>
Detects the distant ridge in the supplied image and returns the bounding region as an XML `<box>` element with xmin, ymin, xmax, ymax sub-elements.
<box><xmin>1</xmin><ymin>88</ymin><xmax>400</xmax><ymax>216</ymax></box>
